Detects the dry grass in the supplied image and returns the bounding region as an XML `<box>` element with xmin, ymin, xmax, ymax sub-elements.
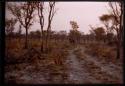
<box><xmin>5</xmin><ymin>38</ymin><xmax>69</xmax><ymax>68</ymax></box>
<box><xmin>74</xmin><ymin>48</ymin><xmax>87</xmax><ymax>60</ymax></box>
<box><xmin>48</xmin><ymin>46</ymin><xmax>68</xmax><ymax>65</ymax></box>
<box><xmin>5</xmin><ymin>38</ymin><xmax>70</xmax><ymax>84</ymax></box>
<box><xmin>84</xmin><ymin>43</ymin><xmax>117</xmax><ymax>62</ymax></box>
<box><xmin>5</xmin><ymin>38</ymin><xmax>70</xmax><ymax>63</ymax></box>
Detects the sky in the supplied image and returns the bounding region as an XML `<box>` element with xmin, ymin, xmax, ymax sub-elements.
<box><xmin>6</xmin><ymin>2</ymin><xmax>110</xmax><ymax>34</ymax></box>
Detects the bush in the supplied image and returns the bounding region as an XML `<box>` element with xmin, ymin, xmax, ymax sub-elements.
<box><xmin>5</xmin><ymin>39</ymin><xmax>24</xmax><ymax>64</ymax></box>
<box><xmin>48</xmin><ymin>48</ymin><xmax>68</xmax><ymax>65</ymax></box>
<box><xmin>84</xmin><ymin>43</ymin><xmax>116</xmax><ymax>61</ymax></box>
<box><xmin>30</xmin><ymin>39</ymin><xmax>41</xmax><ymax>48</ymax></box>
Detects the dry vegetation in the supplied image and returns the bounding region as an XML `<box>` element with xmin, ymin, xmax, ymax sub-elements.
<box><xmin>4</xmin><ymin>1</ymin><xmax>124</xmax><ymax>84</ymax></box>
<box><xmin>5</xmin><ymin>35</ymin><xmax>123</xmax><ymax>84</ymax></box>
<box><xmin>84</xmin><ymin>43</ymin><xmax>121</xmax><ymax>64</ymax></box>
<box><xmin>5</xmin><ymin>38</ymin><xmax>71</xmax><ymax>84</ymax></box>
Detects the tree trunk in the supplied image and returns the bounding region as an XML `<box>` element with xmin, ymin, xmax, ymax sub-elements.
<box><xmin>45</xmin><ymin>30</ymin><xmax>48</xmax><ymax>53</ymax></box>
<box><xmin>116</xmin><ymin>42</ymin><xmax>120</xmax><ymax>59</ymax></box>
<box><xmin>45</xmin><ymin>25</ymin><xmax>51</xmax><ymax>53</ymax></box>
<box><xmin>116</xmin><ymin>32</ymin><xmax>121</xmax><ymax>59</ymax></box>
<box><xmin>47</xmin><ymin>30</ymin><xmax>50</xmax><ymax>52</ymax></box>
<box><xmin>116</xmin><ymin>2</ymin><xmax>124</xmax><ymax>59</ymax></box>
<box><xmin>41</xmin><ymin>36</ymin><xmax>43</xmax><ymax>52</ymax></box>
<box><xmin>24</xmin><ymin>27</ymin><xmax>28</xmax><ymax>49</ymax></box>
<box><xmin>41</xmin><ymin>27</ymin><xmax>44</xmax><ymax>52</ymax></box>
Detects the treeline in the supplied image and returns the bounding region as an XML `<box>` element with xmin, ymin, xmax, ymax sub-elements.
<box><xmin>5</xmin><ymin>25</ymin><xmax>117</xmax><ymax>46</ymax></box>
<box><xmin>6</xmin><ymin>2</ymin><xmax>57</xmax><ymax>53</ymax></box>
<box><xmin>5</xmin><ymin>2</ymin><xmax>124</xmax><ymax>59</ymax></box>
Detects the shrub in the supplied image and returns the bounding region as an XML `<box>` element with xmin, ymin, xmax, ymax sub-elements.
<box><xmin>84</xmin><ymin>43</ymin><xmax>116</xmax><ymax>61</ymax></box>
<box><xmin>48</xmin><ymin>48</ymin><xmax>68</xmax><ymax>65</ymax></box>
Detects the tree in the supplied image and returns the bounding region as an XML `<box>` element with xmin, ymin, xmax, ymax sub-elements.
<box><xmin>7</xmin><ymin>2</ymin><xmax>36</xmax><ymax>49</ymax></box>
<box><xmin>106</xmin><ymin>32</ymin><xmax>115</xmax><ymax>45</ymax></box>
<box><xmin>99</xmin><ymin>2</ymin><xmax>124</xmax><ymax>59</ymax></box>
<box><xmin>108</xmin><ymin>2</ymin><xmax>124</xmax><ymax>59</ymax></box>
<box><xmin>36</xmin><ymin>2</ymin><xmax>45</xmax><ymax>52</ymax></box>
<box><xmin>92</xmin><ymin>27</ymin><xmax>106</xmax><ymax>42</ymax></box>
<box><xmin>99</xmin><ymin>14</ymin><xmax>114</xmax><ymax>33</ymax></box>
<box><xmin>70</xmin><ymin>21</ymin><xmax>79</xmax><ymax>30</ymax></box>
<box><xmin>69</xmin><ymin>21</ymin><xmax>81</xmax><ymax>44</ymax></box>
<box><xmin>45</xmin><ymin>2</ymin><xmax>56</xmax><ymax>52</ymax></box>
<box><xmin>99</xmin><ymin>14</ymin><xmax>115</xmax><ymax>44</ymax></box>
<box><xmin>5</xmin><ymin>18</ymin><xmax>17</xmax><ymax>38</ymax></box>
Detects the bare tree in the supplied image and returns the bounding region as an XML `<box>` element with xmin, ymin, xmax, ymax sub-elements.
<box><xmin>107</xmin><ymin>2</ymin><xmax>123</xmax><ymax>59</ymax></box>
<box><xmin>36</xmin><ymin>2</ymin><xmax>45</xmax><ymax>52</ymax></box>
<box><xmin>7</xmin><ymin>2</ymin><xmax>36</xmax><ymax>49</ymax></box>
<box><xmin>5</xmin><ymin>18</ymin><xmax>17</xmax><ymax>39</ymax></box>
<box><xmin>99</xmin><ymin>1</ymin><xmax>124</xmax><ymax>59</ymax></box>
<box><xmin>45</xmin><ymin>2</ymin><xmax>56</xmax><ymax>52</ymax></box>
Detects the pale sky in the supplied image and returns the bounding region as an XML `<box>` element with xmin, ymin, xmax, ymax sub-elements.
<box><xmin>6</xmin><ymin>2</ymin><xmax>110</xmax><ymax>34</ymax></box>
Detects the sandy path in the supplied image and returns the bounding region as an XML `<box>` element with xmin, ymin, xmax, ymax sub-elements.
<box><xmin>64</xmin><ymin>46</ymin><xmax>123</xmax><ymax>84</ymax></box>
<box><xmin>64</xmin><ymin>48</ymin><xmax>101</xmax><ymax>84</ymax></box>
<box><xmin>80</xmin><ymin>46</ymin><xmax>123</xmax><ymax>83</ymax></box>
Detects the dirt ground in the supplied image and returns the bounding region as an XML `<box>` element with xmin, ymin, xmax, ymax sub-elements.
<box><xmin>64</xmin><ymin>46</ymin><xmax>123</xmax><ymax>84</ymax></box>
<box><xmin>5</xmin><ymin>40</ymin><xmax>123</xmax><ymax>84</ymax></box>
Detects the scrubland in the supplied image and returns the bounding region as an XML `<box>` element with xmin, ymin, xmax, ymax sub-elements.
<box><xmin>5</xmin><ymin>38</ymin><xmax>123</xmax><ymax>84</ymax></box>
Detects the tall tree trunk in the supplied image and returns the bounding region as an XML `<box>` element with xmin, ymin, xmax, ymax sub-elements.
<box><xmin>116</xmin><ymin>2</ymin><xmax>123</xmax><ymax>59</ymax></box>
<box><xmin>47</xmin><ymin>32</ymin><xmax>50</xmax><ymax>52</ymax></box>
<box><xmin>116</xmin><ymin>32</ymin><xmax>120</xmax><ymax>59</ymax></box>
<box><xmin>116</xmin><ymin>41</ymin><xmax>120</xmax><ymax>59</ymax></box>
<box><xmin>45</xmin><ymin>25</ymin><xmax>50</xmax><ymax>53</ymax></box>
<box><xmin>45</xmin><ymin>30</ymin><xmax>48</xmax><ymax>53</ymax></box>
<box><xmin>41</xmin><ymin>26</ymin><xmax>44</xmax><ymax>52</ymax></box>
<box><xmin>25</xmin><ymin>27</ymin><xmax>28</xmax><ymax>49</ymax></box>
<box><xmin>48</xmin><ymin>29</ymin><xmax>51</xmax><ymax>52</ymax></box>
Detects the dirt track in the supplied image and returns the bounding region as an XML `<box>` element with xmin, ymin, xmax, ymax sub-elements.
<box><xmin>64</xmin><ymin>46</ymin><xmax>123</xmax><ymax>84</ymax></box>
<box><xmin>5</xmin><ymin>46</ymin><xmax>123</xmax><ymax>84</ymax></box>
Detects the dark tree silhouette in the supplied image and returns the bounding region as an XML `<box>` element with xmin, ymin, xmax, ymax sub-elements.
<box><xmin>99</xmin><ymin>2</ymin><xmax>124</xmax><ymax>59</ymax></box>
<box><xmin>5</xmin><ymin>18</ymin><xmax>17</xmax><ymax>39</ymax></box>
<box><xmin>93</xmin><ymin>27</ymin><xmax>105</xmax><ymax>42</ymax></box>
<box><xmin>69</xmin><ymin>21</ymin><xmax>81</xmax><ymax>44</ymax></box>
<box><xmin>45</xmin><ymin>2</ymin><xmax>56</xmax><ymax>52</ymax></box>
<box><xmin>108</xmin><ymin>2</ymin><xmax>124</xmax><ymax>59</ymax></box>
<box><xmin>36</xmin><ymin>2</ymin><xmax>45</xmax><ymax>52</ymax></box>
<box><xmin>7</xmin><ymin>2</ymin><xmax>36</xmax><ymax>49</ymax></box>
